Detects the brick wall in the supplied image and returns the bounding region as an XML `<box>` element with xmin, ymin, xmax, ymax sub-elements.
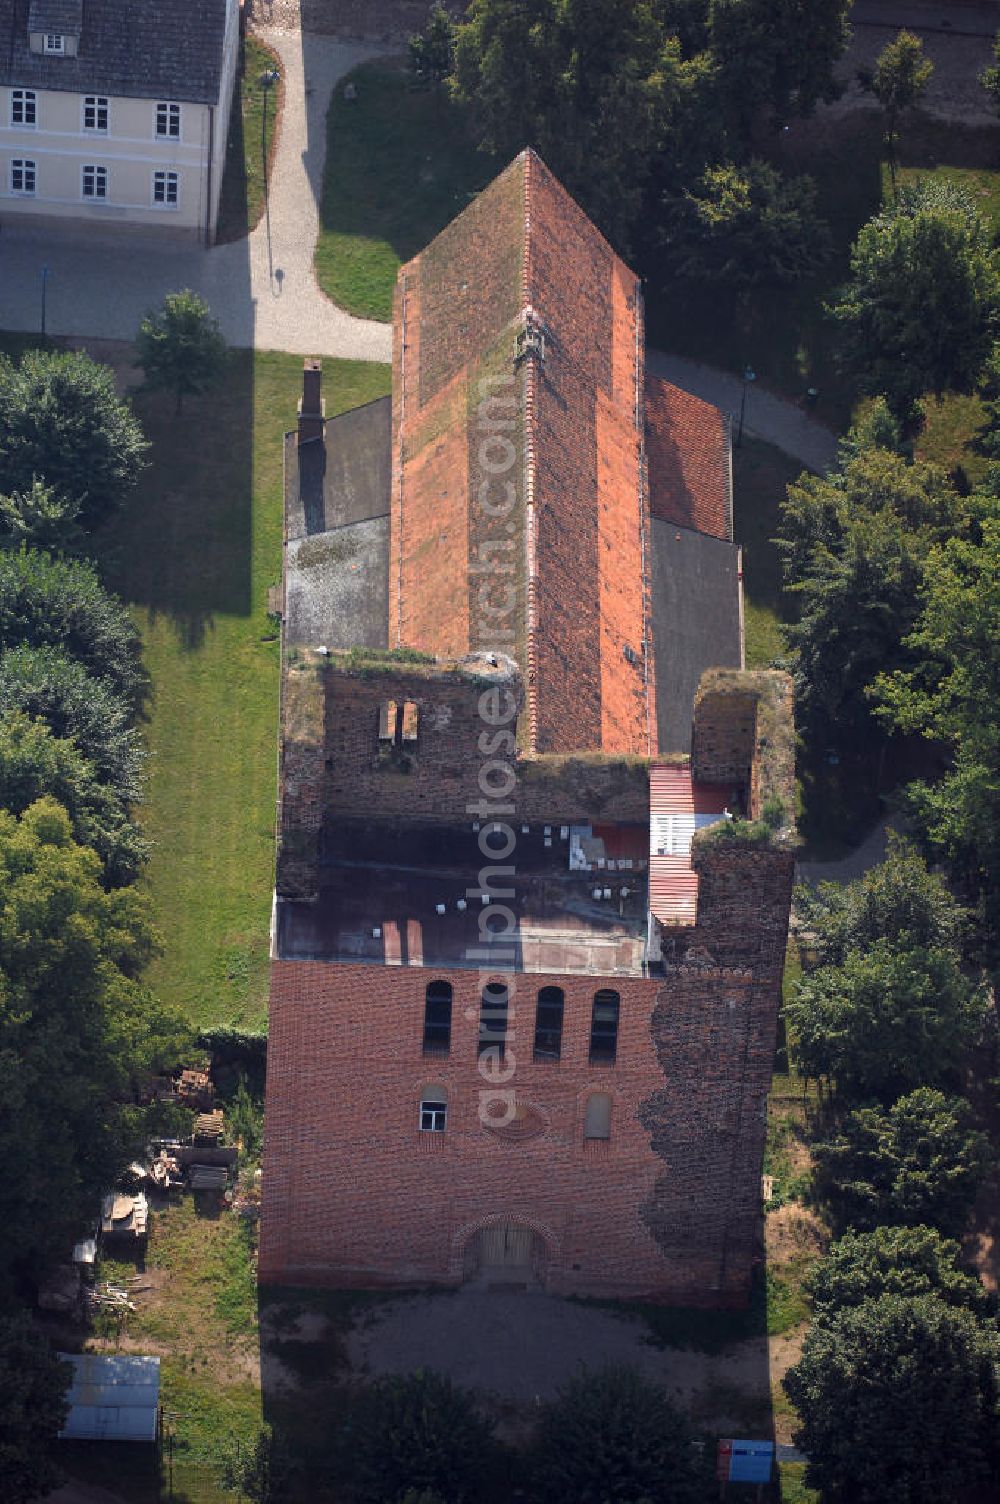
<box><xmin>260</xmin><ymin>840</ymin><xmax>793</xmax><ymax>1302</ymax></box>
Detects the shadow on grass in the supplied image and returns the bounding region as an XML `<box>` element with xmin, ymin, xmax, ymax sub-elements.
<box><xmin>315</xmin><ymin>59</ymin><xmax>500</xmax><ymax>321</ymax></box>
<box><xmin>96</xmin><ymin>348</ymin><xmax>255</xmax><ymax>650</ymax></box>
<box><xmin>217</xmin><ymin>35</ymin><xmax>284</xmax><ymax>247</ymax></box>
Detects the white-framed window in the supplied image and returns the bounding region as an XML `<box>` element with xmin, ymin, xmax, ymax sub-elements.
<box><xmin>11</xmin><ymin>90</ymin><xmax>36</xmax><ymax>127</ymax></box>
<box><xmin>152</xmin><ymin>169</ymin><xmax>178</xmax><ymax>207</ymax></box>
<box><xmin>419</xmin><ymin>1086</ymin><xmax>447</xmax><ymax>1133</ymax></box>
<box><xmin>82</xmin><ymin>95</ymin><xmax>108</xmax><ymax>132</ymax></box>
<box><xmin>155</xmin><ymin>101</ymin><xmax>180</xmax><ymax>139</ymax></box>
<box><xmin>10</xmin><ymin>158</ymin><xmax>36</xmax><ymax>195</ymax></box>
<box><xmin>81</xmin><ymin>164</ymin><xmax>107</xmax><ymax>200</ymax></box>
<box><xmin>43</xmin><ymin>33</ymin><xmax>64</xmax><ymax>53</ymax></box>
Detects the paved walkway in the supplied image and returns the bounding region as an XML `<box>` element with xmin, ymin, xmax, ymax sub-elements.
<box><xmin>648</xmin><ymin>350</ymin><xmax>839</xmax><ymax>473</ymax></box>
<box><xmin>0</xmin><ymin>29</ymin><xmax>393</xmax><ymax>362</ymax></box>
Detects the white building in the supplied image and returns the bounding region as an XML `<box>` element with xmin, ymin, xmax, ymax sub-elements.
<box><xmin>0</xmin><ymin>0</ymin><xmax>240</xmax><ymax>242</ymax></box>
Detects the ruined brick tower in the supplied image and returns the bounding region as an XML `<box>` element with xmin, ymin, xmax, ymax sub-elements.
<box><xmin>259</xmin><ymin>151</ymin><xmax>796</xmax><ymax>1305</ymax></box>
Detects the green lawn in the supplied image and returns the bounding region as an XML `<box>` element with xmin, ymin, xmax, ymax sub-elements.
<box><xmin>315</xmin><ymin>59</ymin><xmax>500</xmax><ymax>320</ymax></box>
<box><xmin>216</xmin><ymin>35</ymin><xmax>283</xmax><ymax>244</ymax></box>
<box><xmin>93</xmin><ymin>350</ymin><xmax>391</xmax><ymax>1029</ymax></box>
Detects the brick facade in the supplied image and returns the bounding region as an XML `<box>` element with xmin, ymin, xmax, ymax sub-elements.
<box><xmin>260</xmin><ymin>837</ymin><xmax>794</xmax><ymax>1302</ymax></box>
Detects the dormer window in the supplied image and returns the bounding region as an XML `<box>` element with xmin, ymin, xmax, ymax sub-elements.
<box><xmin>43</xmin><ymin>33</ymin><xmax>64</xmax><ymax>52</ymax></box>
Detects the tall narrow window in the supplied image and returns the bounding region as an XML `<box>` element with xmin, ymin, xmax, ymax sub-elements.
<box><xmin>378</xmin><ymin>700</ymin><xmax>419</xmax><ymax>747</ymax></box>
<box><xmin>12</xmin><ymin>90</ymin><xmax>36</xmax><ymax>126</ymax></box>
<box><xmin>11</xmin><ymin>159</ymin><xmax>36</xmax><ymax>195</ymax></box>
<box><xmin>152</xmin><ymin>170</ymin><xmax>178</xmax><ymax>206</ymax></box>
<box><xmin>155</xmin><ymin>101</ymin><xmax>181</xmax><ymax>139</ymax></box>
<box><xmin>82</xmin><ymin>164</ymin><xmax>108</xmax><ymax>199</ymax></box>
<box><xmin>533</xmin><ymin>986</ymin><xmax>564</xmax><ymax>1061</ymax></box>
<box><xmin>83</xmin><ymin>95</ymin><xmax>108</xmax><ymax>131</ymax></box>
<box><xmin>419</xmin><ymin>1087</ymin><xmax>447</xmax><ymax>1133</ymax></box>
<box><xmin>589</xmin><ymin>989</ymin><xmax>620</xmax><ymax>1065</ymax></box>
<box><xmin>584</xmin><ymin>1092</ymin><xmax>612</xmax><ymax>1140</ymax></box>
<box><xmin>478</xmin><ymin>981</ymin><xmax>509</xmax><ymax>1060</ymax></box>
<box><xmin>423</xmin><ymin>980</ymin><xmax>452</xmax><ymax>1055</ymax></box>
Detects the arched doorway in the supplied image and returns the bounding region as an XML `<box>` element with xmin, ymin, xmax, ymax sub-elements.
<box><xmin>463</xmin><ymin>1223</ymin><xmax>548</xmax><ymax>1289</ymax></box>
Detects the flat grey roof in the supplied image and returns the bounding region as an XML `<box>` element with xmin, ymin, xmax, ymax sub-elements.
<box><xmin>283</xmin><ymin>398</ymin><xmax>392</xmax><ymax>650</ymax></box>
<box><xmin>651</xmin><ymin>518</ymin><xmax>743</xmax><ymax>754</ymax></box>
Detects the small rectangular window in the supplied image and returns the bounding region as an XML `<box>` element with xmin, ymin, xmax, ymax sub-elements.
<box><xmin>152</xmin><ymin>170</ymin><xmax>178</xmax><ymax>207</ymax></box>
<box><xmin>423</xmin><ymin>981</ymin><xmax>452</xmax><ymax>1055</ymax></box>
<box><xmin>12</xmin><ymin>90</ymin><xmax>36</xmax><ymax>126</ymax></box>
<box><xmin>83</xmin><ymin>95</ymin><xmax>108</xmax><ymax>131</ymax></box>
<box><xmin>43</xmin><ymin>33</ymin><xmax>64</xmax><ymax>53</ymax></box>
<box><xmin>11</xmin><ymin>158</ymin><xmax>36</xmax><ymax>195</ymax></box>
<box><xmin>589</xmin><ymin>989</ymin><xmax>620</xmax><ymax>1065</ymax></box>
<box><xmin>155</xmin><ymin>101</ymin><xmax>181</xmax><ymax>139</ymax></box>
<box><xmin>419</xmin><ymin>1097</ymin><xmax>447</xmax><ymax>1133</ymax></box>
<box><xmin>584</xmin><ymin>1092</ymin><xmax>612</xmax><ymax>1140</ymax></box>
<box><xmin>82</xmin><ymin>164</ymin><xmax>108</xmax><ymax>200</ymax></box>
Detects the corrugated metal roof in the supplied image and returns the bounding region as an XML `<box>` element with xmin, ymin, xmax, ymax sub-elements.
<box><xmin>58</xmin><ymin>1354</ymin><xmax>159</xmax><ymax>1444</ymax></box>
<box><xmin>648</xmin><ymin>765</ymin><xmax>728</xmax><ymax>926</ymax></box>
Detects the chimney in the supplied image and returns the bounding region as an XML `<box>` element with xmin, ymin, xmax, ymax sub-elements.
<box><xmin>298</xmin><ymin>358</ymin><xmax>325</xmax><ymax>444</ymax></box>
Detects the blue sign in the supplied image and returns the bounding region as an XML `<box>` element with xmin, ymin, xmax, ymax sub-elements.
<box><xmin>729</xmin><ymin>1439</ymin><xmax>774</xmax><ymax>1484</ymax></box>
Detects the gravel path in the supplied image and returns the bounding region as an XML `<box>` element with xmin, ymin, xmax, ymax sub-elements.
<box><xmin>0</xmin><ymin>29</ymin><xmax>393</xmax><ymax>362</ymax></box>
<box><xmin>648</xmin><ymin>350</ymin><xmax>839</xmax><ymax>473</ymax></box>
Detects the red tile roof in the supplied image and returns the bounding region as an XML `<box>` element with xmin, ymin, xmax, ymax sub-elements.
<box><xmin>645</xmin><ymin>375</ymin><xmax>732</xmax><ymax>541</ymax></box>
<box><xmin>391</xmin><ymin>150</ymin><xmax>656</xmax><ymax>757</ymax></box>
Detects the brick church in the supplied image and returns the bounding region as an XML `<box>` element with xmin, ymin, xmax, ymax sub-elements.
<box><xmin>259</xmin><ymin>150</ymin><xmax>796</xmax><ymax>1306</ymax></box>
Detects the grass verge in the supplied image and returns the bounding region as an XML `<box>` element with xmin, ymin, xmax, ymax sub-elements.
<box><xmin>92</xmin><ymin>349</ymin><xmax>391</xmax><ymax>1029</ymax></box>
<box><xmin>216</xmin><ymin>35</ymin><xmax>284</xmax><ymax>244</ymax></box>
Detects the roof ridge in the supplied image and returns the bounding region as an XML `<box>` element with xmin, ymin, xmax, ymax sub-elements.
<box><xmin>522</xmin><ymin>150</ymin><xmax>540</xmax><ymax>755</ymax></box>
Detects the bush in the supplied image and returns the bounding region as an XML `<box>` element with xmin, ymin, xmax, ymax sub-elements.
<box><xmin>341</xmin><ymin>1369</ymin><xmax>497</xmax><ymax>1503</ymax></box>
<box><xmin>530</xmin><ymin>1364</ymin><xmax>706</xmax><ymax>1504</ymax></box>
<box><xmin>808</xmin><ymin>1226</ymin><xmax>992</xmax><ymax>1319</ymax></box>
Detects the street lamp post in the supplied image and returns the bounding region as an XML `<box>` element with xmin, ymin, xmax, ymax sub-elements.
<box><xmin>737</xmin><ymin>364</ymin><xmax>756</xmax><ymax>448</ymax></box>
<box><xmin>260</xmin><ymin>68</ymin><xmax>280</xmax><ymax>201</ymax></box>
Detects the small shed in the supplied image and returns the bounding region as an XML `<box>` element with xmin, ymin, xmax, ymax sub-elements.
<box><xmin>58</xmin><ymin>1354</ymin><xmax>160</xmax><ymax>1443</ymax></box>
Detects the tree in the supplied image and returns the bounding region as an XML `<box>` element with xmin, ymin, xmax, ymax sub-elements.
<box><xmin>777</xmin><ymin>443</ymin><xmax>959</xmax><ymax>753</ymax></box>
<box><xmin>0</xmin><ymin>348</ymin><xmax>147</xmax><ymax>532</ymax></box>
<box><xmin>873</xmin><ymin>490</ymin><xmax>1000</xmax><ymax>947</ymax></box>
<box><xmin>786</xmin><ymin>940</ymin><xmax>985</xmax><ymax>1102</ymax></box>
<box><xmin>136</xmin><ymin>289</ymin><xmax>228</xmax><ymax>415</ymax></box>
<box><xmin>658</xmin><ymin>159</ymin><xmax>829</xmax><ymax>286</ymax></box>
<box><xmin>0</xmin><ymin>547</ymin><xmax>146</xmax><ymax>709</ymax></box>
<box><xmin>221</xmin><ymin>1427</ymin><xmax>298</xmax><ymax>1504</ymax></box>
<box><xmin>828</xmin><ymin>180</ymin><xmax>1000</xmax><ymax>413</ymax></box>
<box><xmin>812</xmin><ymin>1089</ymin><xmax>991</xmax><ymax>1237</ymax></box>
<box><xmin>979</xmin><ymin>30</ymin><xmax>1000</xmax><ymax>116</ymax></box>
<box><xmin>870</xmin><ymin>30</ymin><xmax>933</xmax><ymax>191</ymax></box>
<box><xmin>795</xmin><ymin>836</ymin><xmax>966</xmax><ymax>969</ymax></box>
<box><xmin>0</xmin><ymin>800</ymin><xmax>189</xmax><ymax>1286</ymax></box>
<box><xmin>530</xmin><ymin>1364</ymin><xmax>706</xmax><ymax>1504</ymax></box>
<box><xmin>0</xmin><ymin>713</ymin><xmax>148</xmax><ymax>886</ymax></box>
<box><xmin>0</xmin><ymin>479</ymin><xmax>82</xmax><ymax>553</ymax></box>
<box><xmin>808</xmin><ymin>1226</ymin><xmax>992</xmax><ymax>1320</ymax></box>
<box><xmin>0</xmin><ymin>1315</ymin><xmax>72</xmax><ymax>1504</ymax></box>
<box><xmin>341</xmin><ymin>1369</ymin><xmax>497</xmax><ymax>1503</ymax></box>
<box><xmin>784</xmin><ymin>1294</ymin><xmax>1000</xmax><ymax>1503</ymax></box>
<box><xmin>707</xmin><ymin>0</ymin><xmax>852</xmax><ymax>139</ymax></box>
<box><xmin>409</xmin><ymin>5</ymin><xmax>455</xmax><ymax>92</ymax></box>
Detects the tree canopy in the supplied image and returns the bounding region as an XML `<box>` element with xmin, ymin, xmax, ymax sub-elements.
<box><xmin>870</xmin><ymin>30</ymin><xmax>933</xmax><ymax>189</ymax></box>
<box><xmin>135</xmin><ymin>289</ymin><xmax>228</xmax><ymax>415</ymax></box>
<box><xmin>812</xmin><ymin>1088</ymin><xmax>990</xmax><ymax>1237</ymax></box>
<box><xmin>784</xmin><ymin>1294</ymin><xmax>1000</xmax><ymax>1503</ymax></box>
<box><xmin>874</xmin><ymin>488</ymin><xmax>1000</xmax><ymax>947</ymax></box>
<box><xmin>0</xmin><ymin>713</ymin><xmax>148</xmax><ymax>886</ymax></box>
<box><xmin>828</xmin><ymin>180</ymin><xmax>1000</xmax><ymax>413</ymax></box>
<box><xmin>807</xmin><ymin>1226</ymin><xmax>992</xmax><ymax>1319</ymax></box>
<box><xmin>0</xmin><ymin>800</ymin><xmax>189</xmax><ymax>1285</ymax></box>
<box><xmin>530</xmin><ymin>1364</ymin><xmax>706</xmax><ymax>1504</ymax></box>
<box><xmin>0</xmin><ymin>1314</ymin><xmax>72</xmax><ymax>1504</ymax></box>
<box><xmin>0</xmin><ymin>547</ymin><xmax>146</xmax><ymax>710</ymax></box>
<box><xmin>0</xmin><ymin>349</ymin><xmax>147</xmax><ymax>533</ymax></box>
